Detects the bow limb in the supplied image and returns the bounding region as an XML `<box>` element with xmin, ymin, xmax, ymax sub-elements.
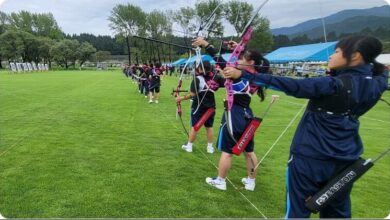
<box><xmin>224</xmin><ymin>0</ymin><xmax>271</xmax><ymax>139</ymax></box>
<box><xmin>192</xmin><ymin>3</ymin><xmax>224</xmax><ymax>115</ymax></box>
<box><xmin>174</xmin><ymin>50</ymin><xmax>193</xmax><ymax>137</ymax></box>
<box><xmin>224</xmin><ymin>26</ymin><xmax>254</xmax><ymax>138</ymax></box>
<box><xmin>176</xmin><ymin>101</ymin><xmax>189</xmax><ymax>137</ymax></box>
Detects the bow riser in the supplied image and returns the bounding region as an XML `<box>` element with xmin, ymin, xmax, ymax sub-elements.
<box><xmin>225</xmin><ymin>26</ymin><xmax>254</xmax><ymax>112</ymax></box>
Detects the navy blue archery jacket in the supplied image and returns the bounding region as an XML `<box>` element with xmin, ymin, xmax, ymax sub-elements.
<box><xmin>241</xmin><ymin>64</ymin><xmax>388</xmax><ymax>161</ymax></box>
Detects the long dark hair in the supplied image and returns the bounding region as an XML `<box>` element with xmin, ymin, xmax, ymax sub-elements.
<box><xmin>336</xmin><ymin>35</ymin><xmax>384</xmax><ymax>76</ymax></box>
<box><xmin>241</xmin><ymin>49</ymin><xmax>270</xmax><ymax>101</ymax></box>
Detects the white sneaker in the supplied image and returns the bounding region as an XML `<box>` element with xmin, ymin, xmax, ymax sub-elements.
<box><xmin>207</xmin><ymin>146</ymin><xmax>214</xmax><ymax>154</ymax></box>
<box><xmin>241</xmin><ymin>177</ymin><xmax>255</xmax><ymax>191</ymax></box>
<box><xmin>155</xmin><ymin>100</ymin><xmax>159</xmax><ymax>104</ymax></box>
<box><xmin>149</xmin><ymin>100</ymin><xmax>153</xmax><ymax>104</ymax></box>
<box><xmin>182</xmin><ymin>144</ymin><xmax>192</xmax><ymax>153</ymax></box>
<box><xmin>206</xmin><ymin>177</ymin><xmax>226</xmax><ymax>190</ymax></box>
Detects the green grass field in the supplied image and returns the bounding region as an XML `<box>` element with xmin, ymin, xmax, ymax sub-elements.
<box><xmin>0</xmin><ymin>70</ymin><xmax>389</xmax><ymax>218</ymax></box>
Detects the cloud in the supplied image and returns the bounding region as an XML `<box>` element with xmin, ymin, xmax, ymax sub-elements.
<box><xmin>0</xmin><ymin>0</ymin><xmax>389</xmax><ymax>36</ymax></box>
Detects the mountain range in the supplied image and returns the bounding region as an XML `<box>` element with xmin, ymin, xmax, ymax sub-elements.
<box><xmin>271</xmin><ymin>5</ymin><xmax>390</xmax><ymax>39</ymax></box>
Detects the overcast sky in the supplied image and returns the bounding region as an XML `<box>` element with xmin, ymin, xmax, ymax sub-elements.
<box><xmin>0</xmin><ymin>0</ymin><xmax>389</xmax><ymax>36</ymax></box>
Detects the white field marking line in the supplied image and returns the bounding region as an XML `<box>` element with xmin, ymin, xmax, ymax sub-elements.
<box><xmin>0</xmin><ymin>212</ymin><xmax>4</xmax><ymax>219</ymax></box>
<box><xmin>0</xmin><ymin>79</ymin><xmax>105</xmax><ymax>158</ymax></box>
<box><xmin>155</xmin><ymin>98</ymin><xmax>267</xmax><ymax>218</ymax></box>
<box><xmin>0</xmin><ymin>134</ymin><xmax>31</xmax><ymax>157</ymax></box>
<box><xmin>198</xmin><ymin>149</ymin><xmax>267</xmax><ymax>219</ymax></box>
<box><xmin>360</xmin><ymin>116</ymin><xmax>389</xmax><ymax>124</ymax></box>
<box><xmin>278</xmin><ymin>99</ymin><xmax>306</xmax><ymax>106</ymax></box>
<box><xmin>279</xmin><ymin>100</ymin><xmax>388</xmax><ymax>124</ymax></box>
<box><xmin>255</xmin><ymin>102</ymin><xmax>307</xmax><ymax>170</ymax></box>
<box><xmin>153</xmin><ymin>101</ymin><xmax>184</xmax><ymax>135</ymax></box>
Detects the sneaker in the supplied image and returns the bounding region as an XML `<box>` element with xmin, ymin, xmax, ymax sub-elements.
<box><xmin>155</xmin><ymin>100</ymin><xmax>159</xmax><ymax>104</ymax></box>
<box><xmin>149</xmin><ymin>100</ymin><xmax>153</xmax><ymax>104</ymax></box>
<box><xmin>182</xmin><ymin>144</ymin><xmax>192</xmax><ymax>153</ymax></box>
<box><xmin>241</xmin><ymin>177</ymin><xmax>255</xmax><ymax>191</ymax></box>
<box><xmin>207</xmin><ymin>146</ymin><xmax>214</xmax><ymax>154</ymax></box>
<box><xmin>206</xmin><ymin>177</ymin><xmax>226</xmax><ymax>190</ymax></box>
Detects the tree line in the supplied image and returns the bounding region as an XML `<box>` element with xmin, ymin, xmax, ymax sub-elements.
<box><xmin>0</xmin><ymin>11</ymin><xmax>107</xmax><ymax>69</ymax></box>
<box><xmin>106</xmin><ymin>0</ymin><xmax>274</xmax><ymax>64</ymax></box>
<box><xmin>0</xmin><ymin>0</ymin><xmax>275</xmax><ymax>69</ymax></box>
<box><xmin>2</xmin><ymin>1</ymin><xmax>388</xmax><ymax>70</ymax></box>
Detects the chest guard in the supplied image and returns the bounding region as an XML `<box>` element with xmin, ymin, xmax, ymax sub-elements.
<box><xmin>307</xmin><ymin>75</ymin><xmax>357</xmax><ymax>117</ymax></box>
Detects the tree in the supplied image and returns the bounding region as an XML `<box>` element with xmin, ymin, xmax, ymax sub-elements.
<box><xmin>360</xmin><ymin>27</ymin><xmax>374</xmax><ymax>36</ymax></box>
<box><xmin>37</xmin><ymin>37</ymin><xmax>55</xmax><ymax>67</ymax></box>
<box><xmin>326</xmin><ymin>31</ymin><xmax>337</xmax><ymax>41</ymax></box>
<box><xmin>290</xmin><ymin>34</ymin><xmax>311</xmax><ymax>45</ymax></box>
<box><xmin>272</xmin><ymin>35</ymin><xmax>290</xmax><ymax>49</ymax></box>
<box><xmin>3</xmin><ymin>34</ymin><xmax>55</xmax><ymax>65</ymax></box>
<box><xmin>223</xmin><ymin>0</ymin><xmax>272</xmax><ymax>51</ymax></box>
<box><xmin>17</xmin><ymin>31</ymin><xmax>40</xmax><ymax>62</ymax></box>
<box><xmin>32</xmin><ymin>13</ymin><xmax>63</xmax><ymax>39</ymax></box>
<box><xmin>8</xmin><ymin>11</ymin><xmax>63</xmax><ymax>39</ymax></box>
<box><xmin>68</xmin><ymin>33</ymin><xmax>124</xmax><ymax>55</ymax></box>
<box><xmin>171</xmin><ymin>6</ymin><xmax>197</xmax><ymax>39</ymax></box>
<box><xmin>247</xmin><ymin>17</ymin><xmax>273</xmax><ymax>53</ymax></box>
<box><xmin>78</xmin><ymin>42</ymin><xmax>97</xmax><ymax>67</ymax></box>
<box><xmin>0</xmin><ymin>11</ymin><xmax>9</xmax><ymax>35</ymax></box>
<box><xmin>0</xmin><ymin>30</ymin><xmax>40</xmax><ymax>63</ymax></box>
<box><xmin>9</xmin><ymin>11</ymin><xmax>34</xmax><ymax>33</ymax></box>
<box><xmin>0</xmin><ymin>30</ymin><xmax>21</xmax><ymax>62</ymax></box>
<box><xmin>224</xmin><ymin>1</ymin><xmax>254</xmax><ymax>38</ymax></box>
<box><xmin>108</xmin><ymin>4</ymin><xmax>146</xmax><ymax>64</ymax></box>
<box><xmin>51</xmin><ymin>39</ymin><xmax>79</xmax><ymax>69</ymax></box>
<box><xmin>194</xmin><ymin>0</ymin><xmax>224</xmax><ymax>38</ymax></box>
<box><xmin>66</xmin><ymin>39</ymin><xmax>80</xmax><ymax>68</ymax></box>
<box><xmin>0</xmin><ymin>11</ymin><xmax>10</xmax><ymax>68</ymax></box>
<box><xmin>95</xmin><ymin>51</ymin><xmax>111</xmax><ymax>63</ymax></box>
<box><xmin>146</xmin><ymin>10</ymin><xmax>172</xmax><ymax>39</ymax></box>
<box><xmin>224</xmin><ymin>1</ymin><xmax>266</xmax><ymax>38</ymax></box>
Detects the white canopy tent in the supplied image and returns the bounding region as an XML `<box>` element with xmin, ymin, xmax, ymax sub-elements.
<box><xmin>376</xmin><ymin>54</ymin><xmax>390</xmax><ymax>65</ymax></box>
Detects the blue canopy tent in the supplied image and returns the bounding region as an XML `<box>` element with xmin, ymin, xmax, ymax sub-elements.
<box><xmin>221</xmin><ymin>53</ymin><xmax>232</xmax><ymax>62</ymax></box>
<box><xmin>220</xmin><ymin>42</ymin><xmax>337</xmax><ymax>64</ymax></box>
<box><xmin>264</xmin><ymin>42</ymin><xmax>337</xmax><ymax>64</ymax></box>
<box><xmin>185</xmin><ymin>55</ymin><xmax>216</xmax><ymax>65</ymax></box>
<box><xmin>170</xmin><ymin>58</ymin><xmax>188</xmax><ymax>66</ymax></box>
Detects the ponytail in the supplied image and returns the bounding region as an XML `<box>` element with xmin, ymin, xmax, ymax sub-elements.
<box><xmin>255</xmin><ymin>57</ymin><xmax>270</xmax><ymax>73</ymax></box>
<box><xmin>372</xmin><ymin>61</ymin><xmax>385</xmax><ymax>76</ymax></box>
<box><xmin>336</xmin><ymin>35</ymin><xmax>385</xmax><ymax>76</ymax></box>
<box><xmin>241</xmin><ymin>49</ymin><xmax>271</xmax><ymax>102</ymax></box>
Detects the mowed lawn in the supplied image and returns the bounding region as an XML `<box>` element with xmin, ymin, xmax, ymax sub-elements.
<box><xmin>0</xmin><ymin>70</ymin><xmax>389</xmax><ymax>218</ymax></box>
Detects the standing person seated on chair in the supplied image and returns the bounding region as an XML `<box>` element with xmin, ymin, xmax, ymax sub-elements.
<box><xmin>223</xmin><ymin>35</ymin><xmax>388</xmax><ymax>218</ymax></box>
<box><xmin>192</xmin><ymin>37</ymin><xmax>270</xmax><ymax>192</ymax></box>
<box><xmin>148</xmin><ymin>63</ymin><xmax>162</xmax><ymax>104</ymax></box>
<box><xmin>176</xmin><ymin>61</ymin><xmax>225</xmax><ymax>154</ymax></box>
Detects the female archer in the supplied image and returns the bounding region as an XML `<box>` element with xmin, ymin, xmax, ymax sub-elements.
<box><xmin>176</xmin><ymin>60</ymin><xmax>224</xmax><ymax>154</ymax></box>
<box><xmin>192</xmin><ymin>37</ymin><xmax>270</xmax><ymax>191</ymax></box>
<box><xmin>223</xmin><ymin>35</ymin><xmax>388</xmax><ymax>218</ymax></box>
